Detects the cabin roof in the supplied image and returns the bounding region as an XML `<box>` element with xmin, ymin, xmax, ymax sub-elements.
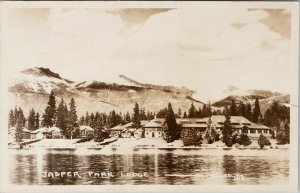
<box><xmin>79</xmin><ymin>125</ymin><xmax>94</xmax><ymax>131</ymax></box>
<box><xmin>181</xmin><ymin>123</ymin><xmax>208</xmax><ymax>128</ymax></box>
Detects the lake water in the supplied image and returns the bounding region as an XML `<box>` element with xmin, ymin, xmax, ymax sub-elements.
<box><xmin>9</xmin><ymin>148</ymin><xmax>289</xmax><ymax>185</ymax></box>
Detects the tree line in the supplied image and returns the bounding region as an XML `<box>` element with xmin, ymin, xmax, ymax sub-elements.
<box><xmin>8</xmin><ymin>90</ymin><xmax>290</xmax><ymax>145</ymax></box>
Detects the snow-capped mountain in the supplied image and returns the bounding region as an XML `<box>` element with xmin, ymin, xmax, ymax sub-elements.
<box><xmin>213</xmin><ymin>85</ymin><xmax>289</xmax><ymax>114</ymax></box>
<box><xmin>8</xmin><ymin>67</ymin><xmax>206</xmax><ymax>115</ymax></box>
<box><xmin>8</xmin><ymin>67</ymin><xmax>288</xmax><ymax>116</ymax></box>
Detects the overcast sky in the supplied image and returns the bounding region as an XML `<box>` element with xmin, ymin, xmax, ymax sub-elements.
<box><xmin>2</xmin><ymin>5</ymin><xmax>293</xmax><ymax>102</ymax></box>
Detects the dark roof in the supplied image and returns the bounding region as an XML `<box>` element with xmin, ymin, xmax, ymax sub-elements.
<box><xmin>182</xmin><ymin>123</ymin><xmax>207</xmax><ymax>128</ymax></box>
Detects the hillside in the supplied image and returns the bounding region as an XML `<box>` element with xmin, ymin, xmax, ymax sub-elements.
<box><xmin>8</xmin><ymin>67</ymin><xmax>205</xmax><ymax>116</ymax></box>
<box><xmin>212</xmin><ymin>87</ymin><xmax>289</xmax><ymax>114</ymax></box>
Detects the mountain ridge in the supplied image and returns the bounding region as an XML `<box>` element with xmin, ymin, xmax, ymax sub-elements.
<box><xmin>8</xmin><ymin>67</ymin><xmax>205</xmax><ymax>115</ymax></box>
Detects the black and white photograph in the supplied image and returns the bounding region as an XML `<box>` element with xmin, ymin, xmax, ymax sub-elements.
<box><xmin>0</xmin><ymin>1</ymin><xmax>298</xmax><ymax>193</ymax></box>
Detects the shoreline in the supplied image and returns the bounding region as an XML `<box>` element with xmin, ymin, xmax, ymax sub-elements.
<box><xmin>8</xmin><ymin>138</ymin><xmax>289</xmax><ymax>150</ymax></box>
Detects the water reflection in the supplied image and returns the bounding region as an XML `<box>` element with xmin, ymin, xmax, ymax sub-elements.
<box><xmin>9</xmin><ymin>149</ymin><xmax>289</xmax><ymax>185</ymax></box>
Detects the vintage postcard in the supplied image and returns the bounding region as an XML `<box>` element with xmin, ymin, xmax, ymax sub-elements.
<box><xmin>0</xmin><ymin>1</ymin><xmax>299</xmax><ymax>193</ymax></box>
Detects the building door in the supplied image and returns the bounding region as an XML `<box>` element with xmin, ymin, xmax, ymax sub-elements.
<box><xmin>152</xmin><ymin>132</ymin><xmax>155</xmax><ymax>138</ymax></box>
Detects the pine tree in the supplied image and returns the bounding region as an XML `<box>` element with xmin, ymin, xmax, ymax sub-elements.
<box><xmin>222</xmin><ymin>114</ymin><xmax>233</xmax><ymax>147</ymax></box>
<box><xmin>238</xmin><ymin>102</ymin><xmax>246</xmax><ymax>117</ymax></box>
<box><xmin>67</xmin><ymin>98</ymin><xmax>78</xmax><ymax>138</ymax></box>
<box><xmin>178</xmin><ymin>108</ymin><xmax>182</xmax><ymax>117</ymax></box>
<box><xmin>90</xmin><ymin>113</ymin><xmax>95</xmax><ymax>128</ymax></box>
<box><xmin>196</xmin><ymin>107</ymin><xmax>203</xmax><ymax>118</ymax></box>
<box><xmin>124</xmin><ymin>112</ymin><xmax>131</xmax><ymax>123</ymax></box>
<box><xmin>34</xmin><ymin>113</ymin><xmax>40</xmax><ymax>129</ymax></box>
<box><xmin>245</xmin><ymin>103</ymin><xmax>252</xmax><ymax>121</ymax></box>
<box><xmin>284</xmin><ymin>121</ymin><xmax>290</xmax><ymax>144</ymax></box>
<box><xmin>16</xmin><ymin>107</ymin><xmax>26</xmax><ymax>128</ymax></box>
<box><xmin>15</xmin><ymin>116</ymin><xmax>24</xmax><ymax>143</ymax></box>
<box><xmin>230</xmin><ymin>99</ymin><xmax>238</xmax><ymax>116</ymax></box>
<box><xmin>27</xmin><ymin>109</ymin><xmax>36</xmax><ymax>130</ymax></box>
<box><xmin>140</xmin><ymin>108</ymin><xmax>147</xmax><ymax>120</ymax></box>
<box><xmin>156</xmin><ymin>108</ymin><xmax>168</xmax><ymax>118</ymax></box>
<box><xmin>94</xmin><ymin>112</ymin><xmax>101</xmax><ymax>128</ymax></box>
<box><xmin>163</xmin><ymin>103</ymin><xmax>179</xmax><ymax>142</ymax></box>
<box><xmin>41</xmin><ymin>90</ymin><xmax>56</xmax><ymax>127</ymax></box>
<box><xmin>107</xmin><ymin>110</ymin><xmax>118</xmax><ymax>128</ymax></box>
<box><xmin>188</xmin><ymin>103</ymin><xmax>196</xmax><ymax>118</ymax></box>
<box><xmin>252</xmin><ymin>98</ymin><xmax>261</xmax><ymax>123</ymax></box>
<box><xmin>183</xmin><ymin>111</ymin><xmax>187</xmax><ymax>118</ymax></box>
<box><xmin>84</xmin><ymin>112</ymin><xmax>90</xmax><ymax>126</ymax></box>
<box><xmin>79</xmin><ymin>116</ymin><xmax>85</xmax><ymax>126</ymax></box>
<box><xmin>181</xmin><ymin>128</ymin><xmax>201</xmax><ymax>146</ymax></box>
<box><xmin>13</xmin><ymin>106</ymin><xmax>18</xmax><ymax>125</ymax></box>
<box><xmin>8</xmin><ymin>109</ymin><xmax>15</xmax><ymax>128</ymax></box>
<box><xmin>56</xmin><ymin>98</ymin><xmax>67</xmax><ymax>136</ymax></box>
<box><xmin>132</xmin><ymin>103</ymin><xmax>141</xmax><ymax>128</ymax></box>
<box><xmin>206</xmin><ymin>103</ymin><xmax>212</xmax><ymax>117</ymax></box>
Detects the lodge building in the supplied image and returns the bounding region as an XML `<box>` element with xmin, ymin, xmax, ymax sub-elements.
<box><xmin>107</xmin><ymin>115</ymin><xmax>272</xmax><ymax>140</ymax></box>
<box><xmin>9</xmin><ymin>115</ymin><xmax>271</xmax><ymax>142</ymax></box>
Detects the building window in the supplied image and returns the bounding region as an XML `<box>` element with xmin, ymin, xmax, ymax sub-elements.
<box><xmin>146</xmin><ymin>132</ymin><xmax>149</xmax><ymax>135</ymax></box>
<box><xmin>264</xmin><ymin>130</ymin><xmax>268</xmax><ymax>134</ymax></box>
<box><xmin>258</xmin><ymin>130</ymin><xmax>262</xmax><ymax>133</ymax></box>
<box><xmin>250</xmin><ymin>129</ymin><xmax>255</xmax><ymax>134</ymax></box>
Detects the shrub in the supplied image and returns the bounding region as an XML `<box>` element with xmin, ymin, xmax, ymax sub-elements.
<box><xmin>258</xmin><ymin>134</ymin><xmax>271</xmax><ymax>149</ymax></box>
<box><xmin>181</xmin><ymin>128</ymin><xmax>201</xmax><ymax>146</ymax></box>
<box><xmin>237</xmin><ymin>134</ymin><xmax>252</xmax><ymax>146</ymax></box>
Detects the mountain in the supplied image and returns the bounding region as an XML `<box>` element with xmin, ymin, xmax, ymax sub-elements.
<box><xmin>8</xmin><ymin>67</ymin><xmax>206</xmax><ymax>116</ymax></box>
<box><xmin>212</xmin><ymin>85</ymin><xmax>289</xmax><ymax>114</ymax></box>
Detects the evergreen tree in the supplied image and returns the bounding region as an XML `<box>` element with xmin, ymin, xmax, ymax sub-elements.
<box><xmin>252</xmin><ymin>98</ymin><xmax>261</xmax><ymax>123</ymax></box>
<box><xmin>56</xmin><ymin>98</ymin><xmax>67</xmax><ymax>136</ymax></box>
<box><xmin>181</xmin><ymin>128</ymin><xmax>201</xmax><ymax>146</ymax></box>
<box><xmin>162</xmin><ymin>103</ymin><xmax>179</xmax><ymax>142</ymax></box>
<box><xmin>17</xmin><ymin>107</ymin><xmax>26</xmax><ymax>128</ymax></box>
<box><xmin>202</xmin><ymin>105</ymin><xmax>207</xmax><ymax>117</ymax></box>
<box><xmin>84</xmin><ymin>112</ymin><xmax>90</xmax><ymax>126</ymax></box>
<box><xmin>183</xmin><ymin>111</ymin><xmax>187</xmax><ymax>118</ymax></box>
<box><xmin>41</xmin><ymin>90</ymin><xmax>56</xmax><ymax>127</ymax></box>
<box><xmin>124</xmin><ymin>112</ymin><xmax>131</xmax><ymax>123</ymax></box>
<box><xmin>94</xmin><ymin>112</ymin><xmax>101</xmax><ymax>128</ymax></box>
<box><xmin>140</xmin><ymin>108</ymin><xmax>147</xmax><ymax>120</ymax></box>
<box><xmin>156</xmin><ymin>107</ymin><xmax>168</xmax><ymax>118</ymax></box>
<box><xmin>15</xmin><ymin>115</ymin><xmax>24</xmax><ymax>143</ymax></box>
<box><xmin>107</xmin><ymin>110</ymin><xmax>118</xmax><ymax>128</ymax></box>
<box><xmin>188</xmin><ymin>103</ymin><xmax>196</xmax><ymax>118</ymax></box>
<box><xmin>238</xmin><ymin>102</ymin><xmax>246</xmax><ymax>117</ymax></box>
<box><xmin>263</xmin><ymin>101</ymin><xmax>287</xmax><ymax>128</ymax></box>
<box><xmin>79</xmin><ymin>116</ymin><xmax>85</xmax><ymax>126</ymax></box>
<box><xmin>237</xmin><ymin>134</ymin><xmax>252</xmax><ymax>146</ymax></box>
<box><xmin>66</xmin><ymin>98</ymin><xmax>78</xmax><ymax>138</ymax></box>
<box><xmin>284</xmin><ymin>121</ymin><xmax>290</xmax><ymax>144</ymax></box>
<box><xmin>90</xmin><ymin>113</ymin><xmax>95</xmax><ymax>128</ymax></box>
<box><xmin>230</xmin><ymin>99</ymin><xmax>238</xmax><ymax>116</ymax></box>
<box><xmin>205</xmin><ymin>103</ymin><xmax>212</xmax><ymax>117</ymax></box>
<box><xmin>27</xmin><ymin>109</ymin><xmax>36</xmax><ymax>130</ymax></box>
<box><xmin>8</xmin><ymin>109</ymin><xmax>15</xmax><ymax>128</ymax></box>
<box><xmin>222</xmin><ymin>114</ymin><xmax>233</xmax><ymax>147</ymax></box>
<box><xmin>146</xmin><ymin>111</ymin><xmax>154</xmax><ymax>120</ymax></box>
<box><xmin>196</xmin><ymin>107</ymin><xmax>203</xmax><ymax>118</ymax></box>
<box><xmin>132</xmin><ymin>103</ymin><xmax>141</xmax><ymax>128</ymax></box>
<box><xmin>177</xmin><ymin>108</ymin><xmax>182</xmax><ymax>117</ymax></box>
<box><xmin>34</xmin><ymin>112</ymin><xmax>40</xmax><ymax>129</ymax></box>
<box><xmin>258</xmin><ymin>134</ymin><xmax>270</xmax><ymax>149</ymax></box>
<box><xmin>245</xmin><ymin>103</ymin><xmax>252</xmax><ymax>121</ymax></box>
